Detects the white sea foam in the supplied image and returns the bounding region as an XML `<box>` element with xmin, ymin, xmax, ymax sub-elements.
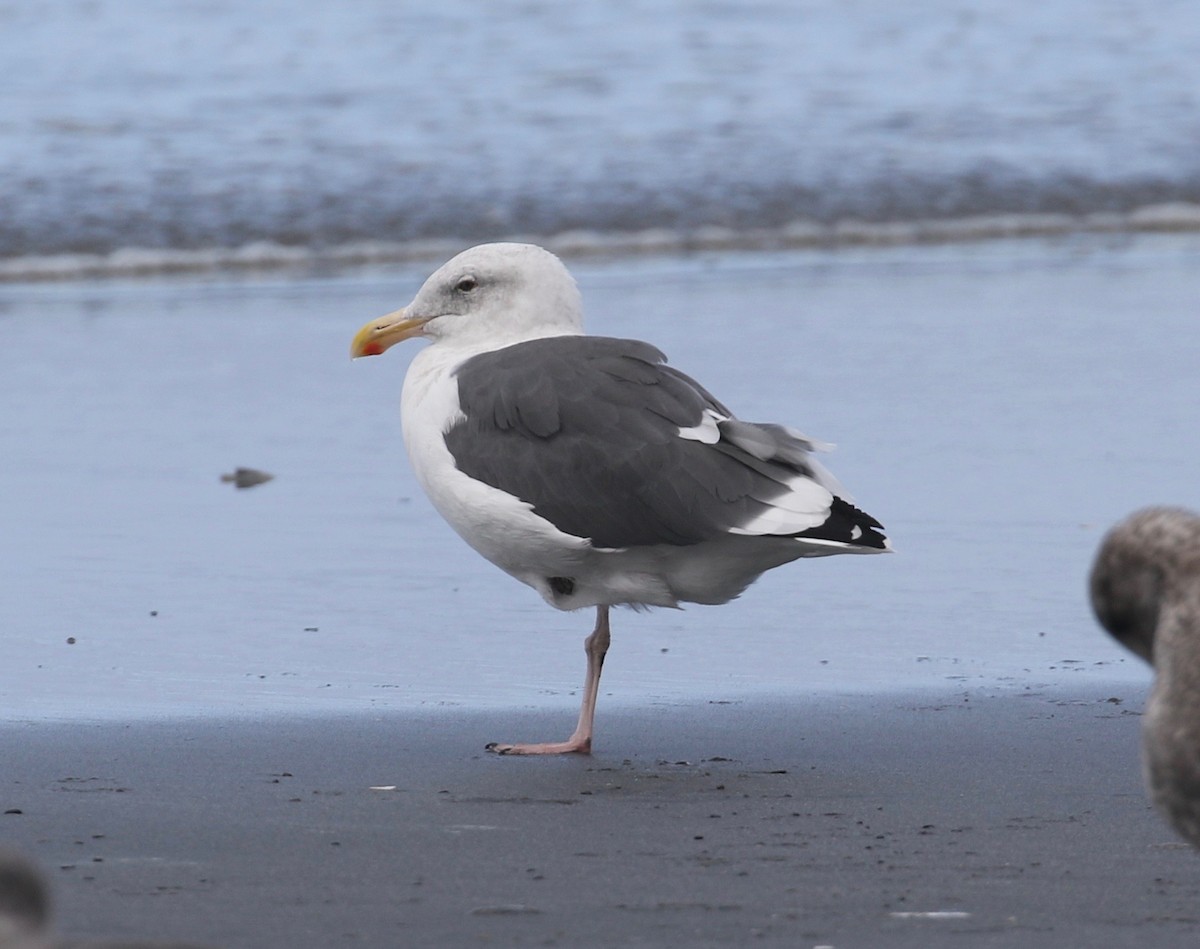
<box><xmin>2</xmin><ymin>205</ymin><xmax>1198</xmax><ymax>283</ymax></box>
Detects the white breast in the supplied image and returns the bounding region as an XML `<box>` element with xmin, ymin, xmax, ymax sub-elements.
<box><xmin>400</xmin><ymin>345</ymin><xmax>591</xmax><ymax>590</ymax></box>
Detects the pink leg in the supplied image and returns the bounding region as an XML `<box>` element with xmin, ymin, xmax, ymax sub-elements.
<box><xmin>487</xmin><ymin>606</ymin><xmax>611</xmax><ymax>756</ymax></box>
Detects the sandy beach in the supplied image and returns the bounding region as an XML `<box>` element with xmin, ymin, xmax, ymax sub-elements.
<box><xmin>3</xmin><ymin>685</ymin><xmax>1197</xmax><ymax>948</ymax></box>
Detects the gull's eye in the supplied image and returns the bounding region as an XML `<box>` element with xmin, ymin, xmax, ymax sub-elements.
<box><xmin>455</xmin><ymin>276</ymin><xmax>477</xmax><ymax>293</ymax></box>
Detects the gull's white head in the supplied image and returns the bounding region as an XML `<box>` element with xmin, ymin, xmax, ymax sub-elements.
<box><xmin>351</xmin><ymin>243</ymin><xmax>585</xmax><ymax>357</ymax></box>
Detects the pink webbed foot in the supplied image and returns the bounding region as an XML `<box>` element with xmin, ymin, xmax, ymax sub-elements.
<box><xmin>486</xmin><ymin>607</ymin><xmax>610</xmax><ymax>758</ymax></box>
<box><xmin>485</xmin><ymin>736</ymin><xmax>592</xmax><ymax>756</ymax></box>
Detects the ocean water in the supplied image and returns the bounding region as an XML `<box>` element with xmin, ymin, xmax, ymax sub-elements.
<box><xmin>3</xmin><ymin>0</ymin><xmax>1200</xmax><ymax>278</ymax></box>
<box><xmin>2</xmin><ymin>234</ymin><xmax>1196</xmax><ymax>720</ymax></box>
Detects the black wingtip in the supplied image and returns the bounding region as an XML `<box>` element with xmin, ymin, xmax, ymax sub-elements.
<box><xmin>793</xmin><ymin>496</ymin><xmax>889</xmax><ymax>550</ymax></box>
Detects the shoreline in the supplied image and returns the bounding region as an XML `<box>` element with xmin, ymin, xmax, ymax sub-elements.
<box><xmin>2</xmin><ymin>204</ymin><xmax>1199</xmax><ymax>284</ymax></box>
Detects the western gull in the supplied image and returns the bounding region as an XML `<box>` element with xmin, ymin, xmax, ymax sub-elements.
<box><xmin>351</xmin><ymin>242</ymin><xmax>890</xmax><ymax>755</ymax></box>
<box><xmin>1090</xmin><ymin>506</ymin><xmax>1200</xmax><ymax>848</ymax></box>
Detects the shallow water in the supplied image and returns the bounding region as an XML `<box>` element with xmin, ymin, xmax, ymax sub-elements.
<box><xmin>2</xmin><ymin>235</ymin><xmax>1197</xmax><ymax>720</ymax></box>
<box><xmin>3</xmin><ymin>0</ymin><xmax>1199</xmax><ymax>265</ymax></box>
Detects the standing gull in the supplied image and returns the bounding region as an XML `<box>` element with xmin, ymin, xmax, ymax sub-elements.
<box><xmin>1090</xmin><ymin>506</ymin><xmax>1200</xmax><ymax>847</ymax></box>
<box><xmin>351</xmin><ymin>243</ymin><xmax>889</xmax><ymax>754</ymax></box>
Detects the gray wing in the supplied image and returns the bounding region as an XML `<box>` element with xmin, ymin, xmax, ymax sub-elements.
<box><xmin>445</xmin><ymin>335</ymin><xmax>885</xmax><ymax>549</ymax></box>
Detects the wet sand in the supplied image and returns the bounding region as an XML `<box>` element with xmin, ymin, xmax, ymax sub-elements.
<box><xmin>6</xmin><ymin>236</ymin><xmax>1199</xmax><ymax>721</ymax></box>
<box><xmin>3</xmin><ymin>685</ymin><xmax>1198</xmax><ymax>949</ymax></box>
